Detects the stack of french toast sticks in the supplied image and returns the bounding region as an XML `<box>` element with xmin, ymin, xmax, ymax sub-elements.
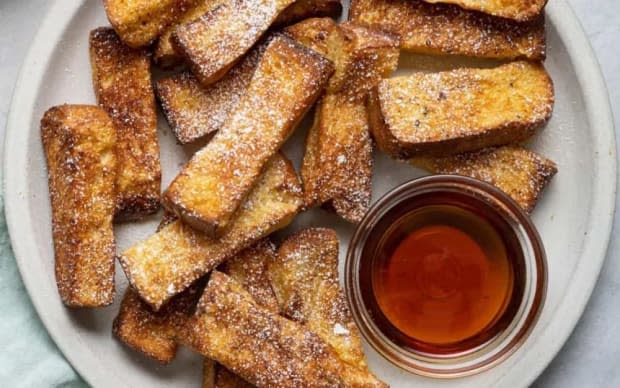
<box><xmin>40</xmin><ymin>0</ymin><xmax>557</xmax><ymax>385</ymax></box>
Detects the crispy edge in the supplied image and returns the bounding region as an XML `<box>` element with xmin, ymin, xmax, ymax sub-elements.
<box><xmin>203</xmin><ymin>239</ymin><xmax>279</xmax><ymax>387</ymax></box>
<box><xmin>170</xmin><ymin>0</ymin><xmax>296</xmax><ymax>86</ymax></box>
<box><xmin>423</xmin><ymin>0</ymin><xmax>548</xmax><ymax>22</ymax></box>
<box><xmin>89</xmin><ymin>27</ymin><xmax>161</xmax><ymax>220</ymax></box>
<box><xmin>154</xmin><ymin>0</ymin><xmax>223</xmax><ymax>68</ymax></box>
<box><xmin>274</xmin><ymin>0</ymin><xmax>343</xmax><ymax>27</ymax></box>
<box><xmin>349</xmin><ymin>0</ymin><xmax>546</xmax><ymax>61</ymax></box>
<box><xmin>155</xmin><ymin>47</ymin><xmax>261</xmax><ymax>144</ymax></box>
<box><xmin>186</xmin><ymin>272</ymin><xmax>388</xmax><ymax>387</ymax></box>
<box><xmin>269</xmin><ymin>228</ymin><xmax>369</xmax><ymax>370</ymax></box>
<box><xmin>410</xmin><ymin>146</ymin><xmax>558</xmax><ymax>212</ymax></box>
<box><xmin>41</xmin><ymin>105</ymin><xmax>117</xmax><ymax>308</ymax></box>
<box><xmin>161</xmin><ymin>35</ymin><xmax>333</xmax><ymax>237</ymax></box>
<box><xmin>103</xmin><ymin>0</ymin><xmax>200</xmax><ymax>48</ymax></box>
<box><xmin>119</xmin><ymin>153</ymin><xmax>303</xmax><ymax>310</ymax></box>
<box><xmin>112</xmin><ymin>279</ymin><xmax>206</xmax><ymax>363</ymax></box>
<box><xmin>369</xmin><ymin>61</ymin><xmax>554</xmax><ymax>158</ymax></box>
<box><xmin>289</xmin><ymin>20</ymin><xmax>399</xmax><ymax>222</ymax></box>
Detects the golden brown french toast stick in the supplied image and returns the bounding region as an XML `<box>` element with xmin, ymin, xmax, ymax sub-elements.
<box><xmin>120</xmin><ymin>154</ymin><xmax>303</xmax><ymax>310</ymax></box>
<box><xmin>153</xmin><ymin>0</ymin><xmax>342</xmax><ymax>69</ymax></box>
<box><xmin>89</xmin><ymin>28</ymin><xmax>161</xmax><ymax>220</ymax></box>
<box><xmin>104</xmin><ymin>0</ymin><xmax>200</xmax><ymax>47</ymax></box>
<box><xmin>41</xmin><ymin>105</ymin><xmax>117</xmax><ymax>307</ymax></box>
<box><xmin>203</xmin><ymin>239</ymin><xmax>279</xmax><ymax>388</ymax></box>
<box><xmin>113</xmin><ymin>280</ymin><xmax>206</xmax><ymax>363</ymax></box>
<box><xmin>162</xmin><ymin>35</ymin><xmax>332</xmax><ymax>236</ymax></box>
<box><xmin>154</xmin><ymin>0</ymin><xmax>222</xmax><ymax>69</ymax></box>
<box><xmin>114</xmin><ymin>239</ymin><xmax>278</xmax><ymax>365</ymax></box>
<box><xmin>171</xmin><ymin>0</ymin><xmax>297</xmax><ymax>86</ymax></box>
<box><xmin>410</xmin><ymin>146</ymin><xmax>557</xmax><ymax>212</ymax></box>
<box><xmin>349</xmin><ymin>0</ymin><xmax>546</xmax><ymax>60</ymax></box>
<box><xmin>185</xmin><ymin>272</ymin><xmax>388</xmax><ymax>387</ymax></box>
<box><xmin>155</xmin><ymin>48</ymin><xmax>261</xmax><ymax>144</ymax></box>
<box><xmin>369</xmin><ymin>61</ymin><xmax>554</xmax><ymax>158</ymax></box>
<box><xmin>288</xmin><ymin>20</ymin><xmax>399</xmax><ymax>222</ymax></box>
<box><xmin>422</xmin><ymin>0</ymin><xmax>547</xmax><ymax>22</ymax></box>
<box><xmin>269</xmin><ymin>228</ymin><xmax>369</xmax><ymax>370</ymax></box>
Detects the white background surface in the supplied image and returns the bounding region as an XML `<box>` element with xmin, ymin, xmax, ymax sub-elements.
<box><xmin>0</xmin><ymin>0</ymin><xmax>617</xmax><ymax>386</ymax></box>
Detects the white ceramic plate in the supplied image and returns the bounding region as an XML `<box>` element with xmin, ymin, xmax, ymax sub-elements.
<box><xmin>4</xmin><ymin>0</ymin><xmax>616</xmax><ymax>387</ymax></box>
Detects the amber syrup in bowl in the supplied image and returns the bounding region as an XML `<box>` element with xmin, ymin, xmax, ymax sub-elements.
<box><xmin>345</xmin><ymin>175</ymin><xmax>547</xmax><ymax>378</ymax></box>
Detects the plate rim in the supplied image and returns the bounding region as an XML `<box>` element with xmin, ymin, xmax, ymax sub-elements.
<box><xmin>3</xmin><ymin>0</ymin><xmax>616</xmax><ymax>387</ymax></box>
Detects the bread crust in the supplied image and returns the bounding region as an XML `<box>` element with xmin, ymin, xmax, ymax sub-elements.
<box><xmin>369</xmin><ymin>61</ymin><xmax>554</xmax><ymax>158</ymax></box>
<box><xmin>104</xmin><ymin>0</ymin><xmax>200</xmax><ymax>47</ymax></box>
<box><xmin>41</xmin><ymin>105</ymin><xmax>117</xmax><ymax>307</ymax></box>
<box><xmin>89</xmin><ymin>27</ymin><xmax>161</xmax><ymax>220</ymax></box>
<box><xmin>423</xmin><ymin>0</ymin><xmax>548</xmax><ymax>22</ymax></box>
<box><xmin>156</xmin><ymin>48</ymin><xmax>261</xmax><ymax>144</ymax></box>
<box><xmin>410</xmin><ymin>146</ymin><xmax>558</xmax><ymax>212</ymax></box>
<box><xmin>349</xmin><ymin>0</ymin><xmax>546</xmax><ymax>60</ymax></box>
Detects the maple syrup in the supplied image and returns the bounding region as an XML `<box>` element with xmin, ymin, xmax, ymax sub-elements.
<box><xmin>358</xmin><ymin>190</ymin><xmax>526</xmax><ymax>354</ymax></box>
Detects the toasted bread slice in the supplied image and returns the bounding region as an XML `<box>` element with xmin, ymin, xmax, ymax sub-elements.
<box><xmin>207</xmin><ymin>239</ymin><xmax>279</xmax><ymax>387</ymax></box>
<box><xmin>113</xmin><ymin>238</ymin><xmax>277</xmax><ymax>364</ymax></box>
<box><xmin>185</xmin><ymin>272</ymin><xmax>387</xmax><ymax>387</ymax></box>
<box><xmin>113</xmin><ymin>279</ymin><xmax>206</xmax><ymax>363</ymax></box>
<box><xmin>41</xmin><ymin>105</ymin><xmax>117</xmax><ymax>307</ymax></box>
<box><xmin>155</xmin><ymin>48</ymin><xmax>261</xmax><ymax>144</ymax></box>
<box><xmin>268</xmin><ymin>228</ymin><xmax>368</xmax><ymax>370</ymax></box>
<box><xmin>89</xmin><ymin>28</ymin><xmax>161</xmax><ymax>220</ymax></box>
<box><xmin>410</xmin><ymin>146</ymin><xmax>557</xmax><ymax>212</ymax></box>
<box><xmin>349</xmin><ymin>0</ymin><xmax>546</xmax><ymax>60</ymax></box>
<box><xmin>171</xmin><ymin>0</ymin><xmax>297</xmax><ymax>86</ymax></box>
<box><xmin>162</xmin><ymin>35</ymin><xmax>332</xmax><ymax>236</ymax></box>
<box><xmin>120</xmin><ymin>153</ymin><xmax>303</xmax><ymax>310</ymax></box>
<box><xmin>423</xmin><ymin>0</ymin><xmax>547</xmax><ymax>22</ymax></box>
<box><xmin>104</xmin><ymin>0</ymin><xmax>200</xmax><ymax>48</ymax></box>
<box><xmin>154</xmin><ymin>0</ymin><xmax>342</xmax><ymax>68</ymax></box>
<box><xmin>287</xmin><ymin>20</ymin><xmax>399</xmax><ymax>222</ymax></box>
<box><xmin>369</xmin><ymin>61</ymin><xmax>554</xmax><ymax>158</ymax></box>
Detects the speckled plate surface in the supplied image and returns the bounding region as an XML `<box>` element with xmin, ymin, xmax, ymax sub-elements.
<box><xmin>4</xmin><ymin>0</ymin><xmax>615</xmax><ymax>387</ymax></box>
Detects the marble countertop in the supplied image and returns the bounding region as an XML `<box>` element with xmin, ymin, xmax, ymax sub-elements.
<box><xmin>1</xmin><ymin>0</ymin><xmax>618</xmax><ymax>386</ymax></box>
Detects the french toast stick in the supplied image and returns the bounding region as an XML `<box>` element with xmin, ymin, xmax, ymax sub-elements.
<box><xmin>162</xmin><ymin>35</ymin><xmax>332</xmax><ymax>236</ymax></box>
<box><xmin>113</xmin><ymin>279</ymin><xmax>206</xmax><ymax>363</ymax></box>
<box><xmin>120</xmin><ymin>153</ymin><xmax>303</xmax><ymax>310</ymax></box>
<box><xmin>268</xmin><ymin>228</ymin><xmax>368</xmax><ymax>370</ymax></box>
<box><xmin>155</xmin><ymin>0</ymin><xmax>222</xmax><ymax>69</ymax></box>
<box><xmin>41</xmin><ymin>105</ymin><xmax>117</xmax><ymax>307</ymax></box>
<box><xmin>104</xmin><ymin>0</ymin><xmax>200</xmax><ymax>48</ymax></box>
<box><xmin>170</xmin><ymin>0</ymin><xmax>297</xmax><ymax>86</ymax></box>
<box><xmin>423</xmin><ymin>0</ymin><xmax>547</xmax><ymax>22</ymax></box>
<box><xmin>349</xmin><ymin>0</ymin><xmax>546</xmax><ymax>60</ymax></box>
<box><xmin>286</xmin><ymin>19</ymin><xmax>399</xmax><ymax>222</ymax></box>
<box><xmin>113</xmin><ymin>239</ymin><xmax>278</xmax><ymax>366</ymax></box>
<box><xmin>156</xmin><ymin>47</ymin><xmax>261</xmax><ymax>144</ymax></box>
<box><xmin>89</xmin><ymin>28</ymin><xmax>161</xmax><ymax>220</ymax></box>
<box><xmin>185</xmin><ymin>272</ymin><xmax>388</xmax><ymax>387</ymax></box>
<box><xmin>153</xmin><ymin>0</ymin><xmax>342</xmax><ymax>68</ymax></box>
<box><xmin>369</xmin><ymin>61</ymin><xmax>554</xmax><ymax>158</ymax></box>
<box><xmin>410</xmin><ymin>146</ymin><xmax>557</xmax><ymax>212</ymax></box>
<box><xmin>204</xmin><ymin>239</ymin><xmax>279</xmax><ymax>388</ymax></box>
